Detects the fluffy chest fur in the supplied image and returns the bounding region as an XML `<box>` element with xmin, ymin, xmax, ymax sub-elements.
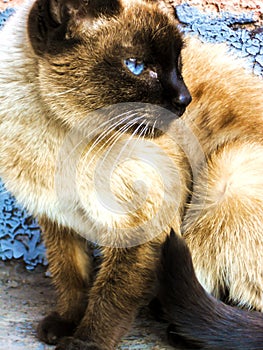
<box><xmin>0</xmin><ymin>1</ymin><xmax>190</xmax><ymax>247</ymax></box>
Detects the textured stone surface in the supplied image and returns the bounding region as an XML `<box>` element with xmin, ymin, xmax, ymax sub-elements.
<box><xmin>0</xmin><ymin>261</ymin><xmax>173</xmax><ymax>349</ymax></box>
<box><xmin>176</xmin><ymin>3</ymin><xmax>263</xmax><ymax>75</ymax></box>
<box><xmin>167</xmin><ymin>0</ymin><xmax>263</xmax><ymax>24</ymax></box>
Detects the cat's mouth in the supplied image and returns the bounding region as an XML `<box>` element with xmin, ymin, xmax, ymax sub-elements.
<box><xmin>105</xmin><ymin>102</ymin><xmax>186</xmax><ymax>139</ymax></box>
<box><xmin>128</xmin><ymin>105</ymin><xmax>186</xmax><ymax>138</ymax></box>
<box><xmin>163</xmin><ymin>103</ymin><xmax>187</xmax><ymax>118</ymax></box>
<box><xmin>115</xmin><ymin>104</ymin><xmax>186</xmax><ymax>138</ymax></box>
<box><xmin>116</xmin><ymin>122</ymin><xmax>162</xmax><ymax>138</ymax></box>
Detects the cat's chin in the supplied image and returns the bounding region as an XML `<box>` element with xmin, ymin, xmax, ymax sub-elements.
<box><xmin>114</xmin><ymin>105</ymin><xmax>184</xmax><ymax>139</ymax></box>
<box><xmin>151</xmin><ymin>105</ymin><xmax>186</xmax><ymax>137</ymax></box>
<box><xmin>125</xmin><ymin>122</ymin><xmax>165</xmax><ymax>138</ymax></box>
<box><xmin>120</xmin><ymin>119</ymin><xmax>175</xmax><ymax>138</ymax></box>
<box><xmin>162</xmin><ymin>103</ymin><xmax>186</xmax><ymax>118</ymax></box>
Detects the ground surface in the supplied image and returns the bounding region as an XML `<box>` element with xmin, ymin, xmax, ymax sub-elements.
<box><xmin>0</xmin><ymin>260</ymin><xmax>174</xmax><ymax>350</ymax></box>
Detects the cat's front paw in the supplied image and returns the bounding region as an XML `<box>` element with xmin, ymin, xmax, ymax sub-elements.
<box><xmin>55</xmin><ymin>337</ymin><xmax>102</xmax><ymax>350</ymax></box>
<box><xmin>37</xmin><ymin>312</ymin><xmax>76</xmax><ymax>345</ymax></box>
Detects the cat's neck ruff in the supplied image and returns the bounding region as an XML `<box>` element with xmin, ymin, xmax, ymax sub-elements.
<box><xmin>0</xmin><ymin>2</ymin><xmax>189</xmax><ymax>247</ymax></box>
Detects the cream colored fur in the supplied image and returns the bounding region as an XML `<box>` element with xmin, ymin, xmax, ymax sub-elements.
<box><xmin>0</xmin><ymin>0</ymin><xmax>263</xmax><ymax>311</ymax></box>
<box><xmin>0</xmin><ymin>1</ymin><xmax>189</xmax><ymax>247</ymax></box>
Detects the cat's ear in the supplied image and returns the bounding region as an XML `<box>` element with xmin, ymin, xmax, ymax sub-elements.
<box><xmin>28</xmin><ymin>0</ymin><xmax>122</xmax><ymax>55</ymax></box>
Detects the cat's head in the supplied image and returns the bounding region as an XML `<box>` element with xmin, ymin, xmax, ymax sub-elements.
<box><xmin>28</xmin><ymin>0</ymin><xmax>191</xmax><ymax>133</ymax></box>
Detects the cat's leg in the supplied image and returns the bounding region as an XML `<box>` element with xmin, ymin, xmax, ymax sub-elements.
<box><xmin>183</xmin><ymin>141</ymin><xmax>263</xmax><ymax>311</ymax></box>
<box><xmin>55</xmin><ymin>239</ymin><xmax>164</xmax><ymax>350</ymax></box>
<box><xmin>37</xmin><ymin>217</ymin><xmax>93</xmax><ymax>345</ymax></box>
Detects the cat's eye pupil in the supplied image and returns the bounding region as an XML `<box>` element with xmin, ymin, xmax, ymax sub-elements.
<box><xmin>124</xmin><ymin>58</ymin><xmax>145</xmax><ymax>76</ymax></box>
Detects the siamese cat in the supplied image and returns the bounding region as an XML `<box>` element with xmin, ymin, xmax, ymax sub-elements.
<box><xmin>0</xmin><ymin>0</ymin><xmax>262</xmax><ymax>349</ymax></box>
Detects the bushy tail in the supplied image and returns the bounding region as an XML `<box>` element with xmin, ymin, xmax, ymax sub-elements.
<box><xmin>158</xmin><ymin>230</ymin><xmax>263</xmax><ymax>350</ymax></box>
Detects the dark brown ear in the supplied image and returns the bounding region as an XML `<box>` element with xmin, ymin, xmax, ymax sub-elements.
<box><xmin>28</xmin><ymin>0</ymin><xmax>122</xmax><ymax>55</ymax></box>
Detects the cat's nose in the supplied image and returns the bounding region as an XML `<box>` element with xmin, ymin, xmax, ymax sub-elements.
<box><xmin>161</xmin><ymin>69</ymin><xmax>192</xmax><ymax>117</ymax></box>
<box><xmin>171</xmin><ymin>89</ymin><xmax>192</xmax><ymax>117</ymax></box>
<box><xmin>172</xmin><ymin>90</ymin><xmax>192</xmax><ymax>109</ymax></box>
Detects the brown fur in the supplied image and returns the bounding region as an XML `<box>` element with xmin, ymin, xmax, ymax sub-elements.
<box><xmin>159</xmin><ymin>230</ymin><xmax>263</xmax><ymax>349</ymax></box>
<box><xmin>181</xmin><ymin>39</ymin><xmax>263</xmax><ymax>309</ymax></box>
<box><xmin>0</xmin><ymin>0</ymin><xmax>263</xmax><ymax>349</ymax></box>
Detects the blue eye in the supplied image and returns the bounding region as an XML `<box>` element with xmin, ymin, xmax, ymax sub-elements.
<box><xmin>124</xmin><ymin>58</ymin><xmax>145</xmax><ymax>76</ymax></box>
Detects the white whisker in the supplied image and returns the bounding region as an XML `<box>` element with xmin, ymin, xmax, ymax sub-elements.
<box><xmin>85</xmin><ymin>112</ymin><xmax>140</xmax><ymax>157</ymax></box>
<box><xmin>111</xmin><ymin>119</ymin><xmax>148</xmax><ymax>171</ymax></box>
<box><xmin>61</xmin><ymin>110</ymin><xmax>141</xmax><ymax>165</ymax></box>
<box><xmin>45</xmin><ymin>87</ymin><xmax>78</xmax><ymax>97</ymax></box>
<box><xmin>81</xmin><ymin>114</ymin><xmax>144</xmax><ymax>170</ymax></box>
<box><xmin>95</xmin><ymin>116</ymin><xmax>145</xmax><ymax>170</ymax></box>
<box><xmin>151</xmin><ymin>120</ymin><xmax>157</xmax><ymax>139</ymax></box>
<box><xmin>125</xmin><ymin>115</ymin><xmax>149</xmax><ymax>159</ymax></box>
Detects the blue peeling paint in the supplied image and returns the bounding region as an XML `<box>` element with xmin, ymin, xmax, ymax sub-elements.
<box><xmin>0</xmin><ymin>7</ymin><xmax>15</xmax><ymax>29</ymax></box>
<box><xmin>176</xmin><ymin>3</ymin><xmax>263</xmax><ymax>75</ymax></box>
<box><xmin>0</xmin><ymin>181</ymin><xmax>47</xmax><ymax>269</ymax></box>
